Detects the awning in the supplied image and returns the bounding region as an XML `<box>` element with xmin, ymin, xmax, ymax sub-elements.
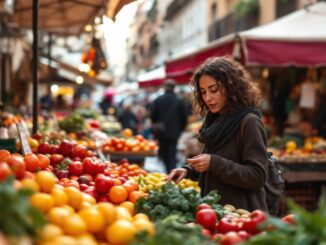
<box><xmin>165</xmin><ymin>1</ymin><xmax>326</xmax><ymax>72</ymax></box>
<box><xmin>11</xmin><ymin>0</ymin><xmax>136</xmax><ymax>36</ymax></box>
<box><xmin>165</xmin><ymin>35</ymin><xmax>235</xmax><ymax>78</ymax></box>
<box><xmin>138</xmin><ymin>66</ymin><xmax>165</xmax><ymax>88</ymax></box>
<box><xmin>239</xmin><ymin>1</ymin><xmax>326</xmax><ymax>67</ymax></box>
<box><xmin>41</xmin><ymin>56</ymin><xmax>112</xmax><ymax>86</ymax></box>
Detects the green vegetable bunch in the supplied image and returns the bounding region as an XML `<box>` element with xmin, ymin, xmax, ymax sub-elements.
<box><xmin>243</xmin><ymin>195</ymin><xmax>326</xmax><ymax>244</ymax></box>
<box><xmin>135</xmin><ymin>182</ymin><xmax>220</xmax><ymax>222</ymax></box>
<box><xmin>0</xmin><ymin>177</ymin><xmax>46</xmax><ymax>237</ymax></box>
<box><xmin>58</xmin><ymin>112</ymin><xmax>85</xmax><ymax>133</ymax></box>
<box><xmin>130</xmin><ymin>215</ymin><xmax>216</xmax><ymax>245</ymax></box>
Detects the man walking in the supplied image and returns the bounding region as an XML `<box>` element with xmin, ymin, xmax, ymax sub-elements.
<box><xmin>150</xmin><ymin>79</ymin><xmax>188</xmax><ymax>173</ymax></box>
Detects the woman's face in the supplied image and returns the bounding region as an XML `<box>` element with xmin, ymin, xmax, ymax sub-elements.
<box><xmin>199</xmin><ymin>75</ymin><xmax>227</xmax><ymax>113</ymax></box>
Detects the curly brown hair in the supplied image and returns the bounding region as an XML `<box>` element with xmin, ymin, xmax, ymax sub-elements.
<box><xmin>190</xmin><ymin>56</ymin><xmax>261</xmax><ymax>116</ymax></box>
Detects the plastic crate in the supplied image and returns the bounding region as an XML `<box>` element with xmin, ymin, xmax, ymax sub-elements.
<box><xmin>0</xmin><ymin>138</ymin><xmax>17</xmax><ymax>153</ymax></box>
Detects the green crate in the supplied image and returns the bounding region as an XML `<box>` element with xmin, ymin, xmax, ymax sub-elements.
<box><xmin>0</xmin><ymin>138</ymin><xmax>17</xmax><ymax>153</ymax></box>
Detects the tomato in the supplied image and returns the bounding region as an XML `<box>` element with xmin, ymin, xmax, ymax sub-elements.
<box><xmin>84</xmin><ymin>186</ymin><xmax>99</xmax><ymax>200</ymax></box>
<box><xmin>37</xmin><ymin>154</ymin><xmax>50</xmax><ymax>170</ymax></box>
<box><xmin>109</xmin><ymin>186</ymin><xmax>128</xmax><ymax>204</ymax></box>
<box><xmin>95</xmin><ymin>176</ymin><xmax>115</xmax><ymax>194</ymax></box>
<box><xmin>24</xmin><ymin>153</ymin><xmax>40</xmax><ymax>172</ymax></box>
<box><xmin>0</xmin><ymin>162</ymin><xmax>12</xmax><ymax>181</ymax></box>
<box><xmin>5</xmin><ymin>154</ymin><xmax>26</xmax><ymax>179</ymax></box>
<box><xmin>195</xmin><ymin>208</ymin><xmax>217</xmax><ymax>229</ymax></box>
<box><xmin>218</xmin><ymin>216</ymin><xmax>242</xmax><ymax>234</ymax></box>
<box><xmin>95</xmin><ymin>162</ymin><xmax>106</xmax><ymax>174</ymax></box>
<box><xmin>71</xmin><ymin>145</ymin><xmax>89</xmax><ymax>159</ymax></box>
<box><xmin>58</xmin><ymin>140</ymin><xmax>73</xmax><ymax>156</ymax></box>
<box><xmin>220</xmin><ymin>231</ymin><xmax>244</xmax><ymax>245</ymax></box>
<box><xmin>83</xmin><ymin>157</ymin><xmax>97</xmax><ymax>175</ymax></box>
<box><xmin>78</xmin><ymin>175</ymin><xmax>91</xmax><ymax>185</ymax></box>
<box><xmin>55</xmin><ymin>169</ymin><xmax>69</xmax><ymax>180</ymax></box>
<box><xmin>68</xmin><ymin>161</ymin><xmax>84</xmax><ymax>176</ymax></box>
<box><xmin>49</xmin><ymin>145</ymin><xmax>59</xmax><ymax>154</ymax></box>
<box><xmin>50</xmin><ymin>154</ymin><xmax>64</xmax><ymax>166</ymax></box>
<box><xmin>281</xmin><ymin>214</ymin><xmax>297</xmax><ymax>225</ymax></box>
<box><xmin>196</xmin><ymin>203</ymin><xmax>213</xmax><ymax>212</ymax></box>
<box><xmin>37</xmin><ymin>142</ymin><xmax>51</xmax><ymax>154</ymax></box>
<box><xmin>242</xmin><ymin>210</ymin><xmax>267</xmax><ymax>235</ymax></box>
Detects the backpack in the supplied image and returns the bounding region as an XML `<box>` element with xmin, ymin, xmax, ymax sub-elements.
<box><xmin>240</xmin><ymin>114</ymin><xmax>285</xmax><ymax>215</ymax></box>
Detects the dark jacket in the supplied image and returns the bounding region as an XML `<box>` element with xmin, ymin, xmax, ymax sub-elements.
<box><xmin>184</xmin><ymin>115</ymin><xmax>268</xmax><ymax>212</ymax></box>
<box><xmin>150</xmin><ymin>91</ymin><xmax>188</xmax><ymax>140</ymax></box>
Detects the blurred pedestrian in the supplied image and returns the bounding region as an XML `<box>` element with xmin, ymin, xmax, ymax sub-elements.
<box><xmin>118</xmin><ymin>101</ymin><xmax>139</xmax><ymax>135</ymax></box>
<box><xmin>150</xmin><ymin>79</ymin><xmax>188</xmax><ymax>173</ymax></box>
<box><xmin>167</xmin><ymin>57</ymin><xmax>268</xmax><ymax>212</ymax></box>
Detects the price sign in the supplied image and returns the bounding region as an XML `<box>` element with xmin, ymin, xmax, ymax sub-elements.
<box><xmin>95</xmin><ymin>139</ymin><xmax>107</xmax><ymax>162</ymax></box>
<box><xmin>16</xmin><ymin>123</ymin><xmax>32</xmax><ymax>155</ymax></box>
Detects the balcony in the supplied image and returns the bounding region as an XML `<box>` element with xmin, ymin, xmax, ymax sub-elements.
<box><xmin>164</xmin><ymin>0</ymin><xmax>192</xmax><ymax>21</ymax></box>
<box><xmin>208</xmin><ymin>11</ymin><xmax>258</xmax><ymax>42</ymax></box>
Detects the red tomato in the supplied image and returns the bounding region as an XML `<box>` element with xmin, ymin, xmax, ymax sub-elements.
<box><xmin>24</xmin><ymin>153</ymin><xmax>40</xmax><ymax>172</ymax></box>
<box><xmin>196</xmin><ymin>208</ymin><xmax>217</xmax><ymax>229</ymax></box>
<box><xmin>281</xmin><ymin>214</ymin><xmax>297</xmax><ymax>225</ymax></box>
<box><xmin>71</xmin><ymin>145</ymin><xmax>89</xmax><ymax>159</ymax></box>
<box><xmin>242</xmin><ymin>210</ymin><xmax>267</xmax><ymax>235</ymax></box>
<box><xmin>68</xmin><ymin>161</ymin><xmax>84</xmax><ymax>176</ymax></box>
<box><xmin>95</xmin><ymin>176</ymin><xmax>115</xmax><ymax>194</ymax></box>
<box><xmin>83</xmin><ymin>157</ymin><xmax>97</xmax><ymax>175</ymax></box>
<box><xmin>58</xmin><ymin>140</ymin><xmax>73</xmax><ymax>156</ymax></box>
<box><xmin>218</xmin><ymin>216</ymin><xmax>242</xmax><ymax>234</ymax></box>
<box><xmin>95</xmin><ymin>162</ymin><xmax>106</xmax><ymax>174</ymax></box>
<box><xmin>50</xmin><ymin>154</ymin><xmax>64</xmax><ymax>166</ymax></box>
<box><xmin>5</xmin><ymin>154</ymin><xmax>26</xmax><ymax>179</ymax></box>
<box><xmin>220</xmin><ymin>231</ymin><xmax>244</xmax><ymax>245</ymax></box>
<box><xmin>84</xmin><ymin>187</ymin><xmax>98</xmax><ymax>200</ymax></box>
<box><xmin>0</xmin><ymin>162</ymin><xmax>12</xmax><ymax>181</ymax></box>
<box><xmin>37</xmin><ymin>142</ymin><xmax>51</xmax><ymax>154</ymax></box>
<box><xmin>196</xmin><ymin>203</ymin><xmax>213</xmax><ymax>212</ymax></box>
<box><xmin>37</xmin><ymin>154</ymin><xmax>50</xmax><ymax>170</ymax></box>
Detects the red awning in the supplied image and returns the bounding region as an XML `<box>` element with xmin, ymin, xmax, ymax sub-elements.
<box><xmin>138</xmin><ymin>78</ymin><xmax>165</xmax><ymax>88</ymax></box>
<box><xmin>165</xmin><ymin>37</ymin><xmax>235</xmax><ymax>77</ymax></box>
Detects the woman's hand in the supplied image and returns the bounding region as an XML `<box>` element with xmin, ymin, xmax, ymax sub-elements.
<box><xmin>187</xmin><ymin>154</ymin><xmax>211</xmax><ymax>172</ymax></box>
<box><xmin>166</xmin><ymin>168</ymin><xmax>188</xmax><ymax>184</ymax></box>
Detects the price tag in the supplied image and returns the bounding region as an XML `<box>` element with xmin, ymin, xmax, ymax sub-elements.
<box><xmin>16</xmin><ymin>123</ymin><xmax>32</xmax><ymax>155</ymax></box>
<box><xmin>95</xmin><ymin>139</ymin><xmax>107</xmax><ymax>162</ymax></box>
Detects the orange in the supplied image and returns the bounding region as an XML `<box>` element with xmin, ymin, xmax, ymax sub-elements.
<box><xmin>109</xmin><ymin>186</ymin><xmax>128</xmax><ymax>204</ymax></box>
<box><xmin>115</xmin><ymin>206</ymin><xmax>133</xmax><ymax>221</ymax></box>
<box><xmin>119</xmin><ymin>201</ymin><xmax>135</xmax><ymax>215</ymax></box>
<box><xmin>35</xmin><ymin>171</ymin><xmax>56</xmax><ymax>193</ymax></box>
<box><xmin>39</xmin><ymin>224</ymin><xmax>63</xmax><ymax>242</ymax></box>
<box><xmin>65</xmin><ymin>187</ymin><xmax>82</xmax><ymax>210</ymax></box>
<box><xmin>122</xmin><ymin>128</ymin><xmax>133</xmax><ymax>138</ymax></box>
<box><xmin>37</xmin><ymin>154</ymin><xmax>50</xmax><ymax>170</ymax></box>
<box><xmin>0</xmin><ymin>150</ymin><xmax>10</xmax><ymax>161</ymax></box>
<box><xmin>96</xmin><ymin>202</ymin><xmax>117</xmax><ymax>225</ymax></box>
<box><xmin>133</xmin><ymin>219</ymin><xmax>155</xmax><ymax>236</ymax></box>
<box><xmin>62</xmin><ymin>214</ymin><xmax>87</xmax><ymax>236</ymax></box>
<box><xmin>52</xmin><ymin>235</ymin><xmax>77</xmax><ymax>245</ymax></box>
<box><xmin>48</xmin><ymin>207</ymin><xmax>71</xmax><ymax>226</ymax></box>
<box><xmin>79</xmin><ymin>207</ymin><xmax>105</xmax><ymax>233</ymax></box>
<box><xmin>75</xmin><ymin>234</ymin><xmax>97</xmax><ymax>245</ymax></box>
<box><xmin>30</xmin><ymin>193</ymin><xmax>54</xmax><ymax>213</ymax></box>
<box><xmin>51</xmin><ymin>188</ymin><xmax>68</xmax><ymax>206</ymax></box>
<box><xmin>133</xmin><ymin>213</ymin><xmax>150</xmax><ymax>222</ymax></box>
<box><xmin>20</xmin><ymin>178</ymin><xmax>40</xmax><ymax>192</ymax></box>
<box><xmin>105</xmin><ymin>220</ymin><xmax>136</xmax><ymax>245</ymax></box>
<box><xmin>128</xmin><ymin>191</ymin><xmax>144</xmax><ymax>204</ymax></box>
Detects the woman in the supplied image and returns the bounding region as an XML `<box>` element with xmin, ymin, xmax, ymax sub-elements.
<box><xmin>167</xmin><ymin>56</ymin><xmax>268</xmax><ymax>212</ymax></box>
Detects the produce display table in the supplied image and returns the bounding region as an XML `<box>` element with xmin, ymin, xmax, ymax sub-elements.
<box><xmin>104</xmin><ymin>150</ymin><xmax>157</xmax><ymax>166</ymax></box>
<box><xmin>278</xmin><ymin>161</ymin><xmax>326</xmax><ymax>215</ymax></box>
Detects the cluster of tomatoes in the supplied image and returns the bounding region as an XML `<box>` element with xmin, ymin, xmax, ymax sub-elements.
<box><xmin>193</xmin><ymin>204</ymin><xmax>267</xmax><ymax>245</ymax></box>
<box><xmin>102</xmin><ymin>135</ymin><xmax>158</xmax><ymax>153</ymax></box>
